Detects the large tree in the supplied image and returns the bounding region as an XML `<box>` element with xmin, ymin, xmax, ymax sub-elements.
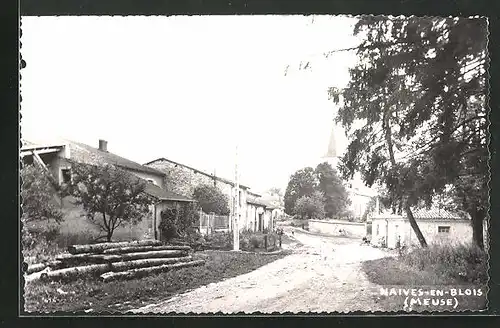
<box><xmin>327</xmin><ymin>16</ymin><xmax>488</xmax><ymax>247</ymax></box>
<box><xmin>314</xmin><ymin>162</ymin><xmax>350</xmax><ymax>218</ymax></box>
<box><xmin>69</xmin><ymin>162</ymin><xmax>153</xmax><ymax>242</ymax></box>
<box><xmin>294</xmin><ymin>191</ymin><xmax>326</xmax><ymax>220</ymax></box>
<box><xmin>284</xmin><ymin>167</ymin><xmax>318</xmax><ymax>215</ymax></box>
<box><xmin>192</xmin><ymin>184</ymin><xmax>230</xmax><ymax>215</ymax></box>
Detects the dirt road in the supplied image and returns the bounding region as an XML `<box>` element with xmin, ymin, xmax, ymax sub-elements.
<box><xmin>133</xmin><ymin>229</ymin><xmax>393</xmax><ymax>313</ymax></box>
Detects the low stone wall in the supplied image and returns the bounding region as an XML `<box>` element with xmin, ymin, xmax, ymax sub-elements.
<box><xmin>308</xmin><ymin>219</ymin><xmax>366</xmax><ymax>238</ymax></box>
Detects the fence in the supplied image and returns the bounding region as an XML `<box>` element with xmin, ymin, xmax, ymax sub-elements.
<box><xmin>197</xmin><ymin>211</ymin><xmax>230</xmax><ymax>235</ymax></box>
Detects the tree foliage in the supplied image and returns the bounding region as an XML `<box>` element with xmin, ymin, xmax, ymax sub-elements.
<box><xmin>294</xmin><ymin>191</ymin><xmax>326</xmax><ymax>220</ymax></box>
<box><xmin>21</xmin><ymin>164</ymin><xmax>63</xmax><ymax>224</ymax></box>
<box><xmin>329</xmin><ymin>16</ymin><xmax>488</xmax><ymax>247</ymax></box>
<box><xmin>68</xmin><ymin>162</ymin><xmax>152</xmax><ymax>242</ymax></box>
<box><xmin>315</xmin><ymin>162</ymin><xmax>351</xmax><ymax>218</ymax></box>
<box><xmin>284</xmin><ymin>163</ymin><xmax>350</xmax><ymax>218</ymax></box>
<box><xmin>192</xmin><ymin>184</ymin><xmax>230</xmax><ymax>215</ymax></box>
<box><xmin>284</xmin><ymin>167</ymin><xmax>318</xmax><ymax>215</ymax></box>
<box><xmin>267</xmin><ymin>187</ymin><xmax>284</xmax><ymax>206</ymax></box>
<box><xmin>159</xmin><ymin>202</ymin><xmax>200</xmax><ymax>241</ymax></box>
<box><xmin>21</xmin><ymin>164</ymin><xmax>64</xmax><ymax>249</ymax></box>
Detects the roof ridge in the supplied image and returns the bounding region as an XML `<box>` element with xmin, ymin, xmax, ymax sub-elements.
<box><xmin>66</xmin><ymin>140</ymin><xmax>166</xmax><ymax>177</ymax></box>
<box><xmin>144</xmin><ymin>157</ymin><xmax>250</xmax><ymax>189</ymax></box>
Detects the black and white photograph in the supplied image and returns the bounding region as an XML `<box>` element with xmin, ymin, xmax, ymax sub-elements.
<box><xmin>20</xmin><ymin>14</ymin><xmax>489</xmax><ymax>313</ymax></box>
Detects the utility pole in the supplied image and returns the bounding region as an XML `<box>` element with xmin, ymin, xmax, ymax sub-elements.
<box><xmin>233</xmin><ymin>145</ymin><xmax>240</xmax><ymax>251</ymax></box>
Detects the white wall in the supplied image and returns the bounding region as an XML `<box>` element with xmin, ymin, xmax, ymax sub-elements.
<box><xmin>309</xmin><ymin>219</ymin><xmax>366</xmax><ymax>238</ymax></box>
<box><xmin>372</xmin><ymin>217</ymin><xmax>473</xmax><ymax>248</ymax></box>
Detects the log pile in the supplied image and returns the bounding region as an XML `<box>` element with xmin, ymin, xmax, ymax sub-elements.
<box><xmin>25</xmin><ymin>240</ymin><xmax>204</xmax><ymax>283</ymax></box>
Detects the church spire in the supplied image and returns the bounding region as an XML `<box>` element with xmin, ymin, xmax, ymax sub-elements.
<box><xmin>324</xmin><ymin>119</ymin><xmax>338</xmax><ymax>159</ymax></box>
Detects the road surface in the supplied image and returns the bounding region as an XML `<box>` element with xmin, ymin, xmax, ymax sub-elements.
<box><xmin>133</xmin><ymin>228</ymin><xmax>393</xmax><ymax>313</ymax></box>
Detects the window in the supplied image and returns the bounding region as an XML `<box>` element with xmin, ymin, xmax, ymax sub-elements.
<box><xmin>438</xmin><ymin>226</ymin><xmax>450</xmax><ymax>233</ymax></box>
<box><xmin>61</xmin><ymin>168</ymin><xmax>71</xmax><ymax>183</ymax></box>
<box><xmin>376</xmin><ymin>224</ymin><xmax>379</xmax><ymax>235</ymax></box>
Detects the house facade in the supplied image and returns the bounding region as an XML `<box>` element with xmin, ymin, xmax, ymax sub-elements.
<box><xmin>145</xmin><ymin>158</ymin><xmax>276</xmax><ymax>233</ymax></box>
<box><xmin>21</xmin><ymin>139</ymin><xmax>194</xmax><ymax>241</ymax></box>
<box><xmin>371</xmin><ymin>209</ymin><xmax>473</xmax><ymax>249</ymax></box>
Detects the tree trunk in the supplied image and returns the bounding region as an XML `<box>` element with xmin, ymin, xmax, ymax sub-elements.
<box><xmin>26</xmin><ymin>263</ymin><xmax>47</xmax><ymax>275</ymax></box>
<box><xmin>470</xmin><ymin>209</ymin><xmax>485</xmax><ymax>250</ymax></box>
<box><xmin>39</xmin><ymin>256</ymin><xmax>193</xmax><ymax>282</ymax></box>
<box><xmin>102</xmin><ymin>245</ymin><xmax>191</xmax><ymax>254</ymax></box>
<box><xmin>404</xmin><ymin>202</ymin><xmax>428</xmax><ymax>247</ymax></box>
<box><xmin>67</xmin><ymin>240</ymin><xmax>163</xmax><ymax>254</ymax></box>
<box><xmin>106</xmin><ymin>230</ymin><xmax>113</xmax><ymax>242</ymax></box>
<box><xmin>100</xmin><ymin>259</ymin><xmax>205</xmax><ymax>283</ymax></box>
<box><xmin>57</xmin><ymin>250</ymin><xmax>188</xmax><ymax>266</ymax></box>
<box><xmin>384</xmin><ymin>110</ymin><xmax>427</xmax><ymax>248</ymax></box>
<box><xmin>40</xmin><ymin>262</ymin><xmax>112</xmax><ymax>282</ymax></box>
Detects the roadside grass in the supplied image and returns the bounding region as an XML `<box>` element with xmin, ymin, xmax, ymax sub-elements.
<box><xmin>23</xmin><ymin>249</ymin><xmax>290</xmax><ymax>313</ymax></box>
<box><xmin>362</xmin><ymin>243</ymin><xmax>488</xmax><ymax>312</ymax></box>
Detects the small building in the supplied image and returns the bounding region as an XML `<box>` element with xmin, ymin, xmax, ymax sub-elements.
<box><xmin>21</xmin><ymin>139</ymin><xmax>194</xmax><ymax>240</ymax></box>
<box><xmin>371</xmin><ymin>208</ymin><xmax>472</xmax><ymax>249</ymax></box>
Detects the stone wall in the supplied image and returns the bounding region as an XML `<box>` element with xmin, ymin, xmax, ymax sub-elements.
<box><xmin>147</xmin><ymin>159</ymin><xmax>224</xmax><ymax>197</ymax></box>
<box><xmin>147</xmin><ymin>159</ymin><xmax>250</xmax><ymax>230</ymax></box>
<box><xmin>309</xmin><ymin>219</ymin><xmax>366</xmax><ymax>238</ymax></box>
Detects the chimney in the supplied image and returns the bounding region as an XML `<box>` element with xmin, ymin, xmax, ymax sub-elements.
<box><xmin>375</xmin><ymin>197</ymin><xmax>380</xmax><ymax>215</ymax></box>
<box><xmin>98</xmin><ymin>139</ymin><xmax>108</xmax><ymax>152</ymax></box>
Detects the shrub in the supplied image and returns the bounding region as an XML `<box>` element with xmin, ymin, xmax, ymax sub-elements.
<box><xmin>21</xmin><ymin>164</ymin><xmax>64</xmax><ymax>250</ymax></box>
<box><xmin>192</xmin><ymin>184</ymin><xmax>230</xmax><ymax>215</ymax></box>
<box><xmin>250</xmin><ymin>236</ymin><xmax>262</xmax><ymax>249</ymax></box>
<box><xmin>159</xmin><ymin>203</ymin><xmax>200</xmax><ymax>242</ymax></box>
<box><xmin>402</xmin><ymin>243</ymin><xmax>488</xmax><ymax>284</ymax></box>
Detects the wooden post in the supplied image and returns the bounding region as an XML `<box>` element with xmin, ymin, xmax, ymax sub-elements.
<box><xmin>206</xmin><ymin>214</ymin><xmax>210</xmax><ymax>236</ymax></box>
<box><xmin>264</xmin><ymin>235</ymin><xmax>268</xmax><ymax>250</ymax></box>
<box><xmin>199</xmin><ymin>209</ymin><xmax>203</xmax><ymax>234</ymax></box>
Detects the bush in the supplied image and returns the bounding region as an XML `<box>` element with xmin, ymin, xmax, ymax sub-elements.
<box><xmin>402</xmin><ymin>243</ymin><xmax>488</xmax><ymax>284</ymax></box>
<box><xmin>159</xmin><ymin>203</ymin><xmax>200</xmax><ymax>242</ymax></box>
<box><xmin>250</xmin><ymin>236</ymin><xmax>262</xmax><ymax>249</ymax></box>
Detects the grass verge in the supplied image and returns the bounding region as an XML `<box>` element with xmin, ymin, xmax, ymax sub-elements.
<box><xmin>23</xmin><ymin>249</ymin><xmax>290</xmax><ymax>313</ymax></box>
<box><xmin>361</xmin><ymin>243</ymin><xmax>488</xmax><ymax>312</ymax></box>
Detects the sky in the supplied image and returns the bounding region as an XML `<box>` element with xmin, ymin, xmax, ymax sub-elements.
<box><xmin>21</xmin><ymin>15</ymin><xmax>362</xmax><ymax>194</ymax></box>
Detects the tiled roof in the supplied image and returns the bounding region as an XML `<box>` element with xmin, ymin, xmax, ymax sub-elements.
<box><xmin>412</xmin><ymin>208</ymin><xmax>465</xmax><ymax>220</ymax></box>
<box><xmin>67</xmin><ymin>140</ymin><xmax>166</xmax><ymax>177</ymax></box>
<box><xmin>144</xmin><ymin>183</ymin><xmax>194</xmax><ymax>202</ymax></box>
<box><xmin>145</xmin><ymin>157</ymin><xmax>250</xmax><ymax>189</ymax></box>
<box><xmin>372</xmin><ymin>208</ymin><xmax>466</xmax><ymax>221</ymax></box>
<box><xmin>246</xmin><ymin>195</ymin><xmax>274</xmax><ymax>208</ymax></box>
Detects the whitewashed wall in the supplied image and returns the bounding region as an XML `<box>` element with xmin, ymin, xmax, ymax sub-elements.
<box><xmin>308</xmin><ymin>219</ymin><xmax>366</xmax><ymax>238</ymax></box>
<box><xmin>372</xmin><ymin>217</ymin><xmax>473</xmax><ymax>248</ymax></box>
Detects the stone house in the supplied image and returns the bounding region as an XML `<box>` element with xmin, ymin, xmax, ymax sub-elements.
<box><xmin>21</xmin><ymin>139</ymin><xmax>194</xmax><ymax>240</ymax></box>
<box><xmin>371</xmin><ymin>208</ymin><xmax>472</xmax><ymax>249</ymax></box>
<box><xmin>144</xmin><ymin>157</ymin><xmax>253</xmax><ymax>228</ymax></box>
<box><xmin>145</xmin><ymin>158</ymin><xmax>279</xmax><ymax>232</ymax></box>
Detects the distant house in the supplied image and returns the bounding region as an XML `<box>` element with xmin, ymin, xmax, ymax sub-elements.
<box><xmin>371</xmin><ymin>208</ymin><xmax>472</xmax><ymax>249</ymax></box>
<box><xmin>21</xmin><ymin>139</ymin><xmax>194</xmax><ymax>240</ymax></box>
